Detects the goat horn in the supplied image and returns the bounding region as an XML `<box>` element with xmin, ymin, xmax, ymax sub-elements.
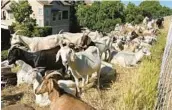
<box><xmin>45</xmin><ymin>71</ymin><xmax>62</xmax><ymax>79</ymax></box>
<box><xmin>86</xmin><ymin>31</ymin><xmax>91</xmax><ymax>36</ymax></box>
<box><xmin>58</xmin><ymin>29</ymin><xmax>64</xmax><ymax>34</ymax></box>
<box><xmin>14</xmin><ymin>30</ymin><xmax>23</xmax><ymax>35</ymax></box>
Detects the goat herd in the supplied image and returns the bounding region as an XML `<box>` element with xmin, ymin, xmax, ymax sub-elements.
<box><xmin>3</xmin><ymin>16</ymin><xmax>164</xmax><ymax>110</ymax></box>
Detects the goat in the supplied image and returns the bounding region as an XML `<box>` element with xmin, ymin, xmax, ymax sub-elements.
<box><xmin>123</xmin><ymin>41</ymin><xmax>140</xmax><ymax>52</ymax></box>
<box><xmin>31</xmin><ymin>69</ymin><xmax>51</xmax><ymax>106</ymax></box>
<box><xmin>156</xmin><ymin>17</ymin><xmax>164</xmax><ymax>28</ymax></box>
<box><xmin>78</xmin><ymin>35</ymin><xmax>112</xmax><ymax>61</ymax></box>
<box><xmin>2</xmin><ymin>104</ymin><xmax>35</xmax><ymax>110</ymax></box>
<box><xmin>56</xmin><ymin>45</ymin><xmax>101</xmax><ymax>95</ymax></box>
<box><xmin>147</xmin><ymin>19</ymin><xmax>155</xmax><ymax>30</ymax></box>
<box><xmin>7</xmin><ymin>46</ymin><xmax>66</xmax><ymax>76</ymax></box>
<box><xmin>142</xmin><ymin>16</ymin><xmax>149</xmax><ymax>27</ymax></box>
<box><xmin>93</xmin><ymin>36</ymin><xmax>113</xmax><ymax>61</ymax></box>
<box><xmin>35</xmin><ymin>71</ymin><xmax>96</xmax><ymax>110</ymax></box>
<box><xmin>11</xmin><ymin>30</ymin><xmax>63</xmax><ymax>52</ymax></box>
<box><xmin>111</xmin><ymin>47</ymin><xmax>151</xmax><ymax>67</ymax></box>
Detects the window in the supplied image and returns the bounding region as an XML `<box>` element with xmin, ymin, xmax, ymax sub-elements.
<box><xmin>45</xmin><ymin>9</ymin><xmax>49</xmax><ymax>17</ymax></box>
<box><xmin>62</xmin><ymin>11</ymin><xmax>68</xmax><ymax>19</ymax></box>
<box><xmin>38</xmin><ymin>8</ymin><xmax>42</xmax><ymax>15</ymax></box>
<box><xmin>52</xmin><ymin>12</ymin><xmax>57</xmax><ymax>21</ymax></box>
<box><xmin>58</xmin><ymin>11</ymin><xmax>62</xmax><ymax>20</ymax></box>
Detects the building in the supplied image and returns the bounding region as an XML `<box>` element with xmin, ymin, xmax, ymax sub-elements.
<box><xmin>1</xmin><ymin>0</ymin><xmax>71</xmax><ymax>34</ymax></box>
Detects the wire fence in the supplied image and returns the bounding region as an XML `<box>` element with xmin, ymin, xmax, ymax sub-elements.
<box><xmin>155</xmin><ymin>22</ymin><xmax>172</xmax><ymax>110</ymax></box>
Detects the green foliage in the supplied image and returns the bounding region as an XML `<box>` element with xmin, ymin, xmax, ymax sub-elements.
<box><xmin>33</xmin><ymin>26</ymin><xmax>52</xmax><ymax>37</ymax></box>
<box><xmin>69</xmin><ymin>1</ymin><xmax>83</xmax><ymax>32</ymax></box>
<box><xmin>10</xmin><ymin>1</ymin><xmax>36</xmax><ymax>37</ymax></box>
<box><xmin>125</xmin><ymin>2</ymin><xmax>144</xmax><ymax>24</ymax></box>
<box><xmin>139</xmin><ymin>1</ymin><xmax>172</xmax><ymax>18</ymax></box>
<box><xmin>76</xmin><ymin>1</ymin><xmax>172</xmax><ymax>33</ymax></box>
<box><xmin>10</xmin><ymin>1</ymin><xmax>33</xmax><ymax>23</ymax></box>
<box><xmin>1</xmin><ymin>50</ymin><xmax>8</xmax><ymax>61</ymax></box>
<box><xmin>76</xmin><ymin>1</ymin><xmax>124</xmax><ymax>33</ymax></box>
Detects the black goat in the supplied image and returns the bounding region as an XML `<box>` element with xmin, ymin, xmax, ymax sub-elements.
<box><xmin>79</xmin><ymin>35</ymin><xmax>95</xmax><ymax>50</ymax></box>
<box><xmin>156</xmin><ymin>17</ymin><xmax>164</xmax><ymax>28</ymax></box>
<box><xmin>8</xmin><ymin>46</ymin><xmax>66</xmax><ymax>75</ymax></box>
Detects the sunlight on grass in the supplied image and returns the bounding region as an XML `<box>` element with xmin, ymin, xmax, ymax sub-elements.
<box><xmin>120</xmin><ymin>31</ymin><xmax>167</xmax><ymax>110</ymax></box>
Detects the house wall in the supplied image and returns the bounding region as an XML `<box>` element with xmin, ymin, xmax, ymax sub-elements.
<box><xmin>50</xmin><ymin>1</ymin><xmax>70</xmax><ymax>34</ymax></box>
<box><xmin>28</xmin><ymin>0</ymin><xmax>44</xmax><ymax>27</ymax></box>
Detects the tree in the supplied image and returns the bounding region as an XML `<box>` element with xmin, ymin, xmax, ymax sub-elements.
<box><xmin>10</xmin><ymin>1</ymin><xmax>36</xmax><ymax>37</ymax></box>
<box><xmin>125</xmin><ymin>2</ymin><xmax>144</xmax><ymax>24</ymax></box>
<box><xmin>69</xmin><ymin>1</ymin><xmax>84</xmax><ymax>33</ymax></box>
<box><xmin>139</xmin><ymin>1</ymin><xmax>162</xmax><ymax>18</ymax></box>
<box><xmin>76</xmin><ymin>1</ymin><xmax>124</xmax><ymax>33</ymax></box>
<box><xmin>10</xmin><ymin>1</ymin><xmax>33</xmax><ymax>23</ymax></box>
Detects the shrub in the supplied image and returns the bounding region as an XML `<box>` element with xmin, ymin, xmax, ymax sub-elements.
<box><xmin>1</xmin><ymin>50</ymin><xmax>8</xmax><ymax>61</ymax></box>
<box><xmin>32</xmin><ymin>26</ymin><xmax>52</xmax><ymax>37</ymax></box>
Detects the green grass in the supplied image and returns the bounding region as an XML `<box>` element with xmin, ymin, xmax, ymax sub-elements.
<box><xmin>1</xmin><ymin>50</ymin><xmax>8</xmax><ymax>61</ymax></box>
<box><xmin>121</xmin><ymin>32</ymin><xmax>167</xmax><ymax>110</ymax></box>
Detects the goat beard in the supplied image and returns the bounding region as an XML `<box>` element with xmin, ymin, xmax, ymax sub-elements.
<box><xmin>65</xmin><ymin>65</ymin><xmax>68</xmax><ymax>73</ymax></box>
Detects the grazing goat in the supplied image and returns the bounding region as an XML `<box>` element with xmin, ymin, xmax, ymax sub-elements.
<box><xmin>56</xmin><ymin>45</ymin><xmax>101</xmax><ymax>94</ymax></box>
<box><xmin>111</xmin><ymin>48</ymin><xmax>151</xmax><ymax>67</ymax></box>
<box><xmin>35</xmin><ymin>71</ymin><xmax>96</xmax><ymax>110</ymax></box>
<box><xmin>11</xmin><ymin>30</ymin><xmax>63</xmax><ymax>52</ymax></box>
<box><xmin>7</xmin><ymin>46</ymin><xmax>66</xmax><ymax>75</ymax></box>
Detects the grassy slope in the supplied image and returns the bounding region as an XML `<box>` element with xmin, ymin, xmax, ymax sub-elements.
<box><xmin>120</xmin><ymin>16</ymin><xmax>171</xmax><ymax>110</ymax></box>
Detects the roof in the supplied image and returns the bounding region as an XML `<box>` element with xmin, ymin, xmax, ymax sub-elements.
<box><xmin>1</xmin><ymin>0</ymin><xmax>10</xmax><ymax>9</ymax></box>
<box><xmin>37</xmin><ymin>0</ymin><xmax>71</xmax><ymax>6</ymax></box>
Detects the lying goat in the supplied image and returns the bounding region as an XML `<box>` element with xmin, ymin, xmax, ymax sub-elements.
<box><xmin>7</xmin><ymin>46</ymin><xmax>66</xmax><ymax>75</ymax></box>
<box><xmin>35</xmin><ymin>71</ymin><xmax>96</xmax><ymax>110</ymax></box>
<box><xmin>56</xmin><ymin>45</ymin><xmax>101</xmax><ymax>95</ymax></box>
<box><xmin>111</xmin><ymin>48</ymin><xmax>151</xmax><ymax>67</ymax></box>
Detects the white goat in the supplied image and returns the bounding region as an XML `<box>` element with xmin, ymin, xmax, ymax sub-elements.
<box><xmin>94</xmin><ymin>36</ymin><xmax>113</xmax><ymax>61</ymax></box>
<box><xmin>111</xmin><ymin>48</ymin><xmax>151</xmax><ymax>67</ymax></box>
<box><xmin>143</xmin><ymin>16</ymin><xmax>149</xmax><ymax>27</ymax></box>
<box><xmin>11</xmin><ymin>30</ymin><xmax>63</xmax><ymax>52</ymax></box>
<box><xmin>56</xmin><ymin>45</ymin><xmax>101</xmax><ymax>94</ymax></box>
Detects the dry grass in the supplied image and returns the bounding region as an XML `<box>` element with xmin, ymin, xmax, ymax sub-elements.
<box><xmin>1</xmin><ymin>16</ymin><xmax>171</xmax><ymax>110</ymax></box>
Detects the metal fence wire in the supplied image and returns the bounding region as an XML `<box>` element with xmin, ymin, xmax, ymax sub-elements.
<box><xmin>155</xmin><ymin>22</ymin><xmax>172</xmax><ymax>110</ymax></box>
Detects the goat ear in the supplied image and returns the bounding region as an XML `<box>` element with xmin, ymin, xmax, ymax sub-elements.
<box><xmin>56</xmin><ymin>51</ymin><xmax>61</xmax><ymax>62</ymax></box>
<box><xmin>48</xmin><ymin>79</ymin><xmax>54</xmax><ymax>93</ymax></box>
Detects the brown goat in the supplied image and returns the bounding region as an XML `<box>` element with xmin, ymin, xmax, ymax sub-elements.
<box><xmin>35</xmin><ymin>72</ymin><xmax>96</xmax><ymax>110</ymax></box>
